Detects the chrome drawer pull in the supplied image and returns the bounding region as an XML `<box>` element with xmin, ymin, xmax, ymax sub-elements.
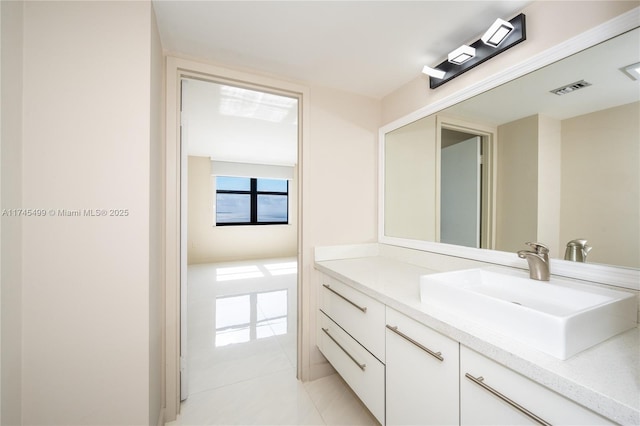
<box><xmin>465</xmin><ymin>373</ymin><xmax>552</xmax><ymax>426</ymax></box>
<box><xmin>386</xmin><ymin>325</ymin><xmax>444</xmax><ymax>362</ymax></box>
<box><xmin>321</xmin><ymin>327</ymin><xmax>366</xmax><ymax>371</ymax></box>
<box><xmin>322</xmin><ymin>284</ymin><xmax>367</xmax><ymax>313</ymax></box>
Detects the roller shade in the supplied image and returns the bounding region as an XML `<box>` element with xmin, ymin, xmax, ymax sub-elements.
<box><xmin>211</xmin><ymin>160</ymin><xmax>294</xmax><ymax>180</ymax></box>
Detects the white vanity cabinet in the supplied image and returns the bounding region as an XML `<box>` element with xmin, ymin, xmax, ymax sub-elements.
<box><xmin>317</xmin><ymin>273</ymin><xmax>386</xmax><ymax>424</ymax></box>
<box><xmin>460</xmin><ymin>346</ymin><xmax>613</xmax><ymax>425</ymax></box>
<box><xmin>385</xmin><ymin>307</ymin><xmax>459</xmax><ymax>425</ymax></box>
<box><xmin>315</xmin><ymin>262</ymin><xmax>627</xmax><ymax>426</ymax></box>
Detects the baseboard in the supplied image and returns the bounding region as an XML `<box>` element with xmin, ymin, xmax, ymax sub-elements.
<box><xmin>308</xmin><ymin>357</ymin><xmax>336</xmax><ymax>382</ymax></box>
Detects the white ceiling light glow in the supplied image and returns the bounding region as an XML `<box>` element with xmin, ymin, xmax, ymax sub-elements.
<box><xmin>621</xmin><ymin>62</ymin><xmax>640</xmax><ymax>81</ymax></box>
<box><xmin>422</xmin><ymin>65</ymin><xmax>446</xmax><ymax>79</ymax></box>
<box><xmin>219</xmin><ymin>86</ymin><xmax>297</xmax><ymax>123</ymax></box>
<box><xmin>481</xmin><ymin>18</ymin><xmax>514</xmax><ymax>47</ymax></box>
<box><xmin>448</xmin><ymin>45</ymin><xmax>476</xmax><ymax>65</ymax></box>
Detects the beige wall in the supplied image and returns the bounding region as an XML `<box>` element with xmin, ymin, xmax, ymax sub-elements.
<box><xmin>384</xmin><ymin>115</ymin><xmax>437</xmax><ymax>240</ymax></box>
<box><xmin>381</xmin><ymin>1</ymin><xmax>638</xmax><ymax>125</ymax></box>
<box><xmin>495</xmin><ymin>114</ymin><xmax>562</xmax><ymax>255</ymax></box>
<box><xmin>537</xmin><ymin>115</ymin><xmax>562</xmax><ymax>256</ymax></box>
<box><xmin>1</xmin><ymin>0</ymin><xmax>24</xmax><ymax>424</ymax></box>
<box><xmin>304</xmin><ymin>85</ymin><xmax>380</xmax><ymax>379</ymax></box>
<box><xmin>187</xmin><ymin>156</ymin><xmax>298</xmax><ymax>264</ymax></box>
<box><xmin>493</xmin><ymin>105</ymin><xmax>638</xmax><ymax>265</ymax></box>
<box><xmin>496</xmin><ymin>115</ymin><xmax>538</xmax><ymax>253</ymax></box>
<box><xmin>20</xmin><ymin>1</ymin><xmax>162</xmax><ymax>424</ymax></box>
<box><xmin>561</xmin><ymin>102</ymin><xmax>639</xmax><ymax>268</ymax></box>
<box><xmin>149</xmin><ymin>5</ymin><xmax>164</xmax><ymax>426</ymax></box>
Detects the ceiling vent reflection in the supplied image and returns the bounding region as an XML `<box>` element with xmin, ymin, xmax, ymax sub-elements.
<box><xmin>550</xmin><ymin>80</ymin><xmax>592</xmax><ymax>96</ymax></box>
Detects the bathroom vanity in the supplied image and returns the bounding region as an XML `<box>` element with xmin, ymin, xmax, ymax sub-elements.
<box><xmin>315</xmin><ymin>243</ymin><xmax>639</xmax><ymax>426</ymax></box>
<box><xmin>318</xmin><ymin>10</ymin><xmax>640</xmax><ymax>425</ymax></box>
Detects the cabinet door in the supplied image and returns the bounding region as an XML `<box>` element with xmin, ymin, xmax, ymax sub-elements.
<box><xmin>460</xmin><ymin>346</ymin><xmax>613</xmax><ymax>425</ymax></box>
<box><xmin>386</xmin><ymin>308</ymin><xmax>459</xmax><ymax>426</ymax></box>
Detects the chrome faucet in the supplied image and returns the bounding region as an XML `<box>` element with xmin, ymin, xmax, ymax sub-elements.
<box><xmin>517</xmin><ymin>242</ymin><xmax>550</xmax><ymax>281</ymax></box>
<box><xmin>564</xmin><ymin>239</ymin><xmax>592</xmax><ymax>262</ymax></box>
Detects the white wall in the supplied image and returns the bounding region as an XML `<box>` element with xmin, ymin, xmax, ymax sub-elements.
<box><xmin>0</xmin><ymin>1</ymin><xmax>23</xmax><ymax>424</ymax></box>
<box><xmin>187</xmin><ymin>156</ymin><xmax>298</xmax><ymax>264</ymax></box>
<box><xmin>20</xmin><ymin>1</ymin><xmax>162</xmax><ymax>424</ymax></box>
<box><xmin>381</xmin><ymin>1</ymin><xmax>639</xmax><ymax>125</ymax></box>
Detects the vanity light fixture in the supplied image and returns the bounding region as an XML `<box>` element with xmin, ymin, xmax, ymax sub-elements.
<box><xmin>422</xmin><ymin>65</ymin><xmax>446</xmax><ymax>79</ymax></box>
<box><xmin>423</xmin><ymin>13</ymin><xmax>526</xmax><ymax>89</ymax></box>
<box><xmin>621</xmin><ymin>62</ymin><xmax>640</xmax><ymax>81</ymax></box>
<box><xmin>481</xmin><ymin>18</ymin><xmax>514</xmax><ymax>47</ymax></box>
<box><xmin>448</xmin><ymin>45</ymin><xmax>476</xmax><ymax>65</ymax></box>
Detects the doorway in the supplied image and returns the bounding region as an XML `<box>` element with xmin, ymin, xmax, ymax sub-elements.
<box><xmin>179</xmin><ymin>76</ymin><xmax>300</xmax><ymax>401</ymax></box>
<box><xmin>440</xmin><ymin>132</ymin><xmax>481</xmax><ymax>248</ymax></box>
<box><xmin>164</xmin><ymin>58</ymin><xmax>309</xmax><ymax>420</ymax></box>
<box><xmin>437</xmin><ymin>117</ymin><xmax>497</xmax><ymax>250</ymax></box>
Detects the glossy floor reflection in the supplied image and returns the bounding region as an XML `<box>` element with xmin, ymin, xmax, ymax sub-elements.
<box><xmin>167</xmin><ymin>258</ymin><xmax>379</xmax><ymax>426</ymax></box>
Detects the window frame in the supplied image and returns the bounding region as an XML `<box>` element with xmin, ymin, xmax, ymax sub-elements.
<box><xmin>215</xmin><ymin>177</ymin><xmax>289</xmax><ymax>226</ymax></box>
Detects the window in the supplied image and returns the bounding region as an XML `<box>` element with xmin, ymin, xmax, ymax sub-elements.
<box><xmin>215</xmin><ymin>176</ymin><xmax>289</xmax><ymax>225</ymax></box>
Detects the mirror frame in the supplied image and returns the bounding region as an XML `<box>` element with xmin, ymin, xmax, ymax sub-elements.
<box><xmin>378</xmin><ymin>7</ymin><xmax>640</xmax><ymax>290</ymax></box>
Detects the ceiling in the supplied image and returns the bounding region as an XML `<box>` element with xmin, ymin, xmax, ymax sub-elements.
<box><xmin>182</xmin><ymin>78</ymin><xmax>298</xmax><ymax>164</ymax></box>
<box><xmin>152</xmin><ymin>0</ymin><xmax>532</xmax><ymax>99</ymax></box>
<box><xmin>160</xmin><ymin>2</ymin><xmax>639</xmax><ymax>164</ymax></box>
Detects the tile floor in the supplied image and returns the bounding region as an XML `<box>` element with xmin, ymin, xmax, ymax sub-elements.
<box><xmin>166</xmin><ymin>258</ymin><xmax>379</xmax><ymax>426</ymax></box>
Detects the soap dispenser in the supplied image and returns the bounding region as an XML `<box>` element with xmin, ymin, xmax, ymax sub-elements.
<box><xmin>564</xmin><ymin>239</ymin><xmax>592</xmax><ymax>262</ymax></box>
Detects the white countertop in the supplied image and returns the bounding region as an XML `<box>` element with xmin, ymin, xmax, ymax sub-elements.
<box><xmin>315</xmin><ymin>251</ymin><xmax>640</xmax><ymax>425</ymax></box>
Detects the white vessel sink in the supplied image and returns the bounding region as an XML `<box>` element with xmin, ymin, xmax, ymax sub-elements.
<box><xmin>419</xmin><ymin>268</ymin><xmax>636</xmax><ymax>359</ymax></box>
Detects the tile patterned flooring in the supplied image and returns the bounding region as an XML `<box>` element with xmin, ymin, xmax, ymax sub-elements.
<box><xmin>166</xmin><ymin>258</ymin><xmax>379</xmax><ymax>426</ymax></box>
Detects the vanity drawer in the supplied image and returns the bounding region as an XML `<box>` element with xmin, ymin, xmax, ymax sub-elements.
<box><xmin>460</xmin><ymin>346</ymin><xmax>613</xmax><ymax>425</ymax></box>
<box><xmin>318</xmin><ymin>273</ymin><xmax>385</xmax><ymax>361</ymax></box>
<box><xmin>318</xmin><ymin>310</ymin><xmax>385</xmax><ymax>424</ymax></box>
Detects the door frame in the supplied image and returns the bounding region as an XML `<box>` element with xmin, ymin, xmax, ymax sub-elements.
<box><xmin>436</xmin><ymin>116</ymin><xmax>497</xmax><ymax>249</ymax></box>
<box><xmin>164</xmin><ymin>56</ymin><xmax>309</xmax><ymax>420</ymax></box>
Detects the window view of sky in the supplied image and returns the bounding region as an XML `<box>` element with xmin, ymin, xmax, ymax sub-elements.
<box><xmin>216</xmin><ymin>176</ymin><xmax>288</xmax><ymax>224</ymax></box>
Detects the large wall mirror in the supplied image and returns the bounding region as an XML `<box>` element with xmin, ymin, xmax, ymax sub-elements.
<box><xmin>381</xmin><ymin>19</ymin><xmax>639</xmax><ymax>284</ymax></box>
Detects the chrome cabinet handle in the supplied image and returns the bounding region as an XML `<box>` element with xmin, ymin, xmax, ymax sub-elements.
<box><xmin>322</xmin><ymin>284</ymin><xmax>367</xmax><ymax>313</ymax></box>
<box><xmin>321</xmin><ymin>327</ymin><xmax>366</xmax><ymax>371</ymax></box>
<box><xmin>465</xmin><ymin>373</ymin><xmax>552</xmax><ymax>426</ymax></box>
<box><xmin>386</xmin><ymin>325</ymin><xmax>444</xmax><ymax>362</ymax></box>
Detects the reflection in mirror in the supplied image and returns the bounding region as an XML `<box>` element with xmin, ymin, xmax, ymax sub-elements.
<box><xmin>385</xmin><ymin>116</ymin><xmax>436</xmax><ymax>241</ymax></box>
<box><xmin>383</xmin><ymin>27</ymin><xmax>639</xmax><ymax>269</ymax></box>
<box><xmin>440</xmin><ymin>130</ymin><xmax>481</xmax><ymax>248</ymax></box>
